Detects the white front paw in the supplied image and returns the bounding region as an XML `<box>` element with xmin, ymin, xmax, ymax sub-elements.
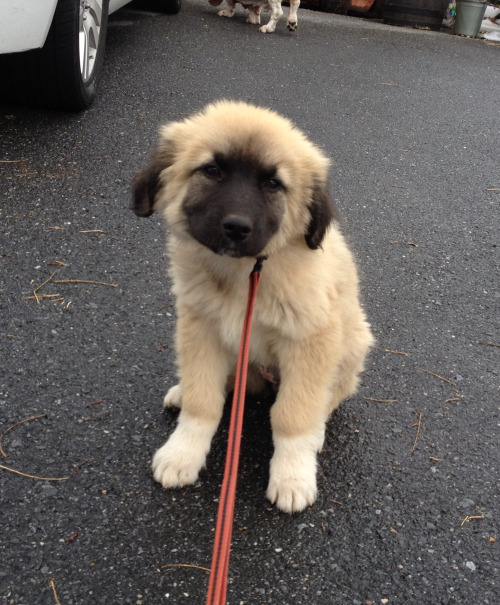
<box><xmin>152</xmin><ymin>416</ymin><xmax>215</xmax><ymax>488</ymax></box>
<box><xmin>152</xmin><ymin>440</ymin><xmax>202</xmax><ymax>487</ymax></box>
<box><xmin>266</xmin><ymin>434</ymin><xmax>320</xmax><ymax>513</ymax></box>
<box><xmin>163</xmin><ymin>384</ymin><xmax>182</xmax><ymax>408</ymax></box>
<box><xmin>267</xmin><ymin>474</ymin><xmax>317</xmax><ymax>513</ymax></box>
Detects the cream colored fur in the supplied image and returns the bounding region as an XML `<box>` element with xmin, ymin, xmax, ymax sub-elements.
<box><xmin>141</xmin><ymin>101</ymin><xmax>374</xmax><ymax>513</ymax></box>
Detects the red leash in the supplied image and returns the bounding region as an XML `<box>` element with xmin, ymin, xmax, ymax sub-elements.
<box><xmin>206</xmin><ymin>256</ymin><xmax>266</xmax><ymax>605</ymax></box>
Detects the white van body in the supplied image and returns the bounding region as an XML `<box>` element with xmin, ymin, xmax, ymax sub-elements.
<box><xmin>0</xmin><ymin>0</ymin><xmax>131</xmax><ymax>53</ymax></box>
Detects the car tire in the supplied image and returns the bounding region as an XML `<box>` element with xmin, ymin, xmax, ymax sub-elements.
<box><xmin>0</xmin><ymin>0</ymin><xmax>109</xmax><ymax>111</ymax></box>
<box><xmin>132</xmin><ymin>0</ymin><xmax>183</xmax><ymax>15</ymax></box>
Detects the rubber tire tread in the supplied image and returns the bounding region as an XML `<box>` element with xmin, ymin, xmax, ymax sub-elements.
<box><xmin>0</xmin><ymin>0</ymin><xmax>109</xmax><ymax>111</ymax></box>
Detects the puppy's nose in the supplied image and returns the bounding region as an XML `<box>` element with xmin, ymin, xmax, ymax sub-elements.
<box><xmin>223</xmin><ymin>215</ymin><xmax>252</xmax><ymax>241</ymax></box>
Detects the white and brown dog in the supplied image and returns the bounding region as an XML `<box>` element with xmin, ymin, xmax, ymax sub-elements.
<box><xmin>209</xmin><ymin>0</ymin><xmax>300</xmax><ymax>33</ymax></box>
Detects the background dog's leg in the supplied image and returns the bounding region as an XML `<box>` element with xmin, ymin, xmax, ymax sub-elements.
<box><xmin>246</xmin><ymin>6</ymin><xmax>262</xmax><ymax>24</ymax></box>
<box><xmin>287</xmin><ymin>0</ymin><xmax>299</xmax><ymax>31</ymax></box>
<box><xmin>266</xmin><ymin>334</ymin><xmax>340</xmax><ymax>512</ymax></box>
<box><xmin>152</xmin><ymin>310</ymin><xmax>231</xmax><ymax>489</ymax></box>
<box><xmin>217</xmin><ymin>0</ymin><xmax>237</xmax><ymax>18</ymax></box>
<box><xmin>259</xmin><ymin>0</ymin><xmax>283</xmax><ymax>32</ymax></box>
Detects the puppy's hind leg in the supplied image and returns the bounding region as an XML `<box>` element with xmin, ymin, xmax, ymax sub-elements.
<box><xmin>259</xmin><ymin>0</ymin><xmax>283</xmax><ymax>32</ymax></box>
<box><xmin>163</xmin><ymin>384</ymin><xmax>183</xmax><ymax>409</ymax></box>
<box><xmin>287</xmin><ymin>0</ymin><xmax>299</xmax><ymax>31</ymax></box>
<box><xmin>218</xmin><ymin>0</ymin><xmax>237</xmax><ymax>18</ymax></box>
<box><xmin>152</xmin><ymin>309</ymin><xmax>232</xmax><ymax>489</ymax></box>
<box><xmin>327</xmin><ymin>317</ymin><xmax>374</xmax><ymax>415</ymax></box>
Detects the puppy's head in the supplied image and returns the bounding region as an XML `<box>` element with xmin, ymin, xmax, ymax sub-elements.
<box><xmin>132</xmin><ymin>100</ymin><xmax>337</xmax><ymax>257</ymax></box>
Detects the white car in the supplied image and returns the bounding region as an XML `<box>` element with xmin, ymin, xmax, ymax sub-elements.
<box><xmin>0</xmin><ymin>0</ymin><xmax>181</xmax><ymax>110</ymax></box>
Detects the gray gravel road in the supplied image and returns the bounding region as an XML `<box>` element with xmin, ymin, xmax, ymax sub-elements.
<box><xmin>1</xmin><ymin>2</ymin><xmax>499</xmax><ymax>604</ymax></box>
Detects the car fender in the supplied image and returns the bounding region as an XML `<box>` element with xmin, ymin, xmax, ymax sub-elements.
<box><xmin>0</xmin><ymin>0</ymin><xmax>58</xmax><ymax>53</ymax></box>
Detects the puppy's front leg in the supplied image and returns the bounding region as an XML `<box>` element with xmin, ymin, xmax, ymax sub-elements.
<box><xmin>152</xmin><ymin>308</ymin><xmax>231</xmax><ymax>489</ymax></box>
<box><xmin>267</xmin><ymin>335</ymin><xmax>336</xmax><ymax>512</ymax></box>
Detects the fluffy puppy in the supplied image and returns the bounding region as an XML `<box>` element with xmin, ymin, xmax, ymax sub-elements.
<box><xmin>132</xmin><ymin>100</ymin><xmax>373</xmax><ymax>513</ymax></box>
<box><xmin>208</xmin><ymin>0</ymin><xmax>299</xmax><ymax>33</ymax></box>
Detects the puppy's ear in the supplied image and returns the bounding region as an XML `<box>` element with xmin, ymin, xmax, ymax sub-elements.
<box><xmin>305</xmin><ymin>184</ymin><xmax>338</xmax><ymax>250</ymax></box>
<box><xmin>131</xmin><ymin>150</ymin><xmax>168</xmax><ymax>217</ymax></box>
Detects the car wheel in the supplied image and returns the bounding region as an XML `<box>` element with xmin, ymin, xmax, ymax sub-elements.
<box><xmin>0</xmin><ymin>0</ymin><xmax>109</xmax><ymax>111</ymax></box>
<box><xmin>132</xmin><ymin>0</ymin><xmax>183</xmax><ymax>15</ymax></box>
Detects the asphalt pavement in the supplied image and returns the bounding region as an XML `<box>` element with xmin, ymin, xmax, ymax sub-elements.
<box><xmin>1</xmin><ymin>2</ymin><xmax>499</xmax><ymax>604</ymax></box>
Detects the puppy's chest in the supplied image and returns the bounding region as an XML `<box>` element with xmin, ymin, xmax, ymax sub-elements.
<box><xmin>219</xmin><ymin>314</ymin><xmax>277</xmax><ymax>366</ymax></box>
<box><xmin>188</xmin><ymin>282</ymin><xmax>281</xmax><ymax>364</ymax></box>
<box><xmin>204</xmin><ymin>289</ymin><xmax>307</xmax><ymax>365</ymax></box>
<box><xmin>176</xmin><ymin>268</ymin><xmax>323</xmax><ymax>358</ymax></box>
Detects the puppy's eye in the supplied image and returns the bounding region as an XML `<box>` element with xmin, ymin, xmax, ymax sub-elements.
<box><xmin>263</xmin><ymin>177</ymin><xmax>283</xmax><ymax>191</ymax></box>
<box><xmin>201</xmin><ymin>164</ymin><xmax>222</xmax><ymax>179</ymax></box>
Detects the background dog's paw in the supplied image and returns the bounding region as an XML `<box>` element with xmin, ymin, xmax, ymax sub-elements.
<box><xmin>152</xmin><ymin>440</ymin><xmax>203</xmax><ymax>488</ymax></box>
<box><xmin>287</xmin><ymin>21</ymin><xmax>297</xmax><ymax>31</ymax></box>
<box><xmin>217</xmin><ymin>9</ymin><xmax>235</xmax><ymax>17</ymax></box>
<box><xmin>267</xmin><ymin>474</ymin><xmax>317</xmax><ymax>513</ymax></box>
<box><xmin>163</xmin><ymin>384</ymin><xmax>182</xmax><ymax>408</ymax></box>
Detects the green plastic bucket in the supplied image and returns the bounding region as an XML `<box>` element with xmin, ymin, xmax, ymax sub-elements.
<box><xmin>455</xmin><ymin>0</ymin><xmax>487</xmax><ymax>37</ymax></box>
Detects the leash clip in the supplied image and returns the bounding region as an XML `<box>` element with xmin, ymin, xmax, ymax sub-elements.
<box><xmin>251</xmin><ymin>255</ymin><xmax>267</xmax><ymax>276</ymax></box>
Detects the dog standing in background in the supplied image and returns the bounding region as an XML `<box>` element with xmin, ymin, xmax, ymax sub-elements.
<box><xmin>209</xmin><ymin>0</ymin><xmax>300</xmax><ymax>33</ymax></box>
<box><xmin>132</xmin><ymin>100</ymin><xmax>374</xmax><ymax>512</ymax></box>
